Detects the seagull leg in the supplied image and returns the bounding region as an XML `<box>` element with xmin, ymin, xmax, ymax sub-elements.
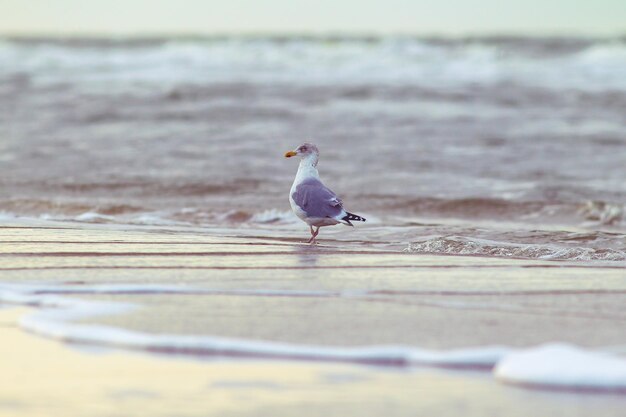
<box><xmin>308</xmin><ymin>226</ymin><xmax>320</xmax><ymax>244</ymax></box>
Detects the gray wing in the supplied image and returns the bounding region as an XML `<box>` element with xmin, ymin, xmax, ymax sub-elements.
<box><xmin>292</xmin><ymin>178</ymin><xmax>344</xmax><ymax>218</ymax></box>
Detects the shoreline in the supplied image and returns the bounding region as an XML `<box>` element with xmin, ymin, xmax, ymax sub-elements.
<box><xmin>1</xmin><ymin>218</ymin><xmax>626</xmax><ymax>415</ymax></box>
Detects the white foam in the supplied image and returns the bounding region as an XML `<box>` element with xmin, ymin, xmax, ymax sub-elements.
<box><xmin>2</xmin><ymin>282</ymin><xmax>626</xmax><ymax>392</ymax></box>
<box><xmin>129</xmin><ymin>213</ymin><xmax>187</xmax><ymax>226</ymax></box>
<box><xmin>74</xmin><ymin>211</ymin><xmax>193</xmax><ymax>226</ymax></box>
<box><xmin>0</xmin><ymin>282</ymin><xmax>508</xmax><ymax>367</ymax></box>
<box><xmin>74</xmin><ymin>212</ymin><xmax>114</xmax><ymax>223</ymax></box>
<box><xmin>579</xmin><ymin>201</ymin><xmax>624</xmax><ymax>225</ymax></box>
<box><xmin>0</xmin><ymin>211</ymin><xmax>17</xmax><ymax>220</ymax></box>
<box><xmin>405</xmin><ymin>236</ymin><xmax>626</xmax><ymax>261</ymax></box>
<box><xmin>495</xmin><ymin>344</ymin><xmax>626</xmax><ymax>392</ymax></box>
<box><xmin>250</xmin><ymin>209</ymin><xmax>299</xmax><ymax>224</ymax></box>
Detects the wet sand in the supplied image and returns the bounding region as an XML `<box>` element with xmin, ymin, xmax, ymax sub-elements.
<box><xmin>1</xmin><ymin>219</ymin><xmax>626</xmax><ymax>415</ymax></box>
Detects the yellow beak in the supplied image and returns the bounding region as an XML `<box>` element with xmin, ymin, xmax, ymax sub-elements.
<box><xmin>284</xmin><ymin>151</ymin><xmax>297</xmax><ymax>158</ymax></box>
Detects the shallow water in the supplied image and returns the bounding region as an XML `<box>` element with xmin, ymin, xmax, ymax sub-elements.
<box><xmin>1</xmin><ymin>36</ymin><xmax>625</xmax><ymax>262</ymax></box>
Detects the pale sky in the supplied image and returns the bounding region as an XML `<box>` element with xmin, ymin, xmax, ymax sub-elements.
<box><xmin>1</xmin><ymin>0</ymin><xmax>624</xmax><ymax>36</ymax></box>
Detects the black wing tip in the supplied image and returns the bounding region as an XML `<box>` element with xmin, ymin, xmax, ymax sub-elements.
<box><xmin>343</xmin><ymin>212</ymin><xmax>366</xmax><ymax>224</ymax></box>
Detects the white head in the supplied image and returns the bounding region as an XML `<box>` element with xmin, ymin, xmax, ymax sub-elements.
<box><xmin>284</xmin><ymin>142</ymin><xmax>320</xmax><ymax>166</ymax></box>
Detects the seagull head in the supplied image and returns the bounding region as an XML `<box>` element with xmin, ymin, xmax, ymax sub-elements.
<box><xmin>284</xmin><ymin>142</ymin><xmax>320</xmax><ymax>165</ymax></box>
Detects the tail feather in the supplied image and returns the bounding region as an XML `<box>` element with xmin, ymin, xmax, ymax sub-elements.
<box><xmin>341</xmin><ymin>212</ymin><xmax>366</xmax><ymax>226</ymax></box>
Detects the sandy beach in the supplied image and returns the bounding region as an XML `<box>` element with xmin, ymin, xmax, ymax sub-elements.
<box><xmin>1</xmin><ymin>219</ymin><xmax>626</xmax><ymax>416</ymax></box>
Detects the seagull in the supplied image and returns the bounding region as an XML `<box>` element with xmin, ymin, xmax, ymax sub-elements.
<box><xmin>285</xmin><ymin>142</ymin><xmax>365</xmax><ymax>244</ymax></box>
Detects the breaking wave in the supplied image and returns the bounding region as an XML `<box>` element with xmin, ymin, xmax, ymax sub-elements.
<box><xmin>1</xmin><ymin>36</ymin><xmax>625</xmax><ymax>92</ymax></box>
<box><xmin>0</xmin><ymin>207</ymin><xmax>301</xmax><ymax>227</ymax></box>
<box><xmin>579</xmin><ymin>201</ymin><xmax>624</xmax><ymax>225</ymax></box>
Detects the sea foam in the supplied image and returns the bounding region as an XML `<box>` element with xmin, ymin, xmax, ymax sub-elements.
<box><xmin>405</xmin><ymin>236</ymin><xmax>626</xmax><ymax>262</ymax></box>
<box><xmin>1</xmin><ymin>282</ymin><xmax>626</xmax><ymax>393</ymax></box>
<box><xmin>0</xmin><ymin>282</ymin><xmax>509</xmax><ymax>367</ymax></box>
<box><xmin>495</xmin><ymin>344</ymin><xmax>626</xmax><ymax>392</ymax></box>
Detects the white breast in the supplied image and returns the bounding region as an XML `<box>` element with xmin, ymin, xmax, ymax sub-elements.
<box><xmin>289</xmin><ymin>156</ymin><xmax>321</xmax><ymax>224</ymax></box>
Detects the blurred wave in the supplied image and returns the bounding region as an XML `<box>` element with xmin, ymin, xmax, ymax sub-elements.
<box><xmin>1</xmin><ymin>36</ymin><xmax>625</xmax><ymax>92</ymax></box>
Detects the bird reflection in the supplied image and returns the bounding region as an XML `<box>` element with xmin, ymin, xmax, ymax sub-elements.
<box><xmin>295</xmin><ymin>245</ymin><xmax>320</xmax><ymax>269</ymax></box>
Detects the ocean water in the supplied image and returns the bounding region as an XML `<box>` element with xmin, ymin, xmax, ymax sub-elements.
<box><xmin>0</xmin><ymin>36</ymin><xmax>625</xmax><ymax>261</ymax></box>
